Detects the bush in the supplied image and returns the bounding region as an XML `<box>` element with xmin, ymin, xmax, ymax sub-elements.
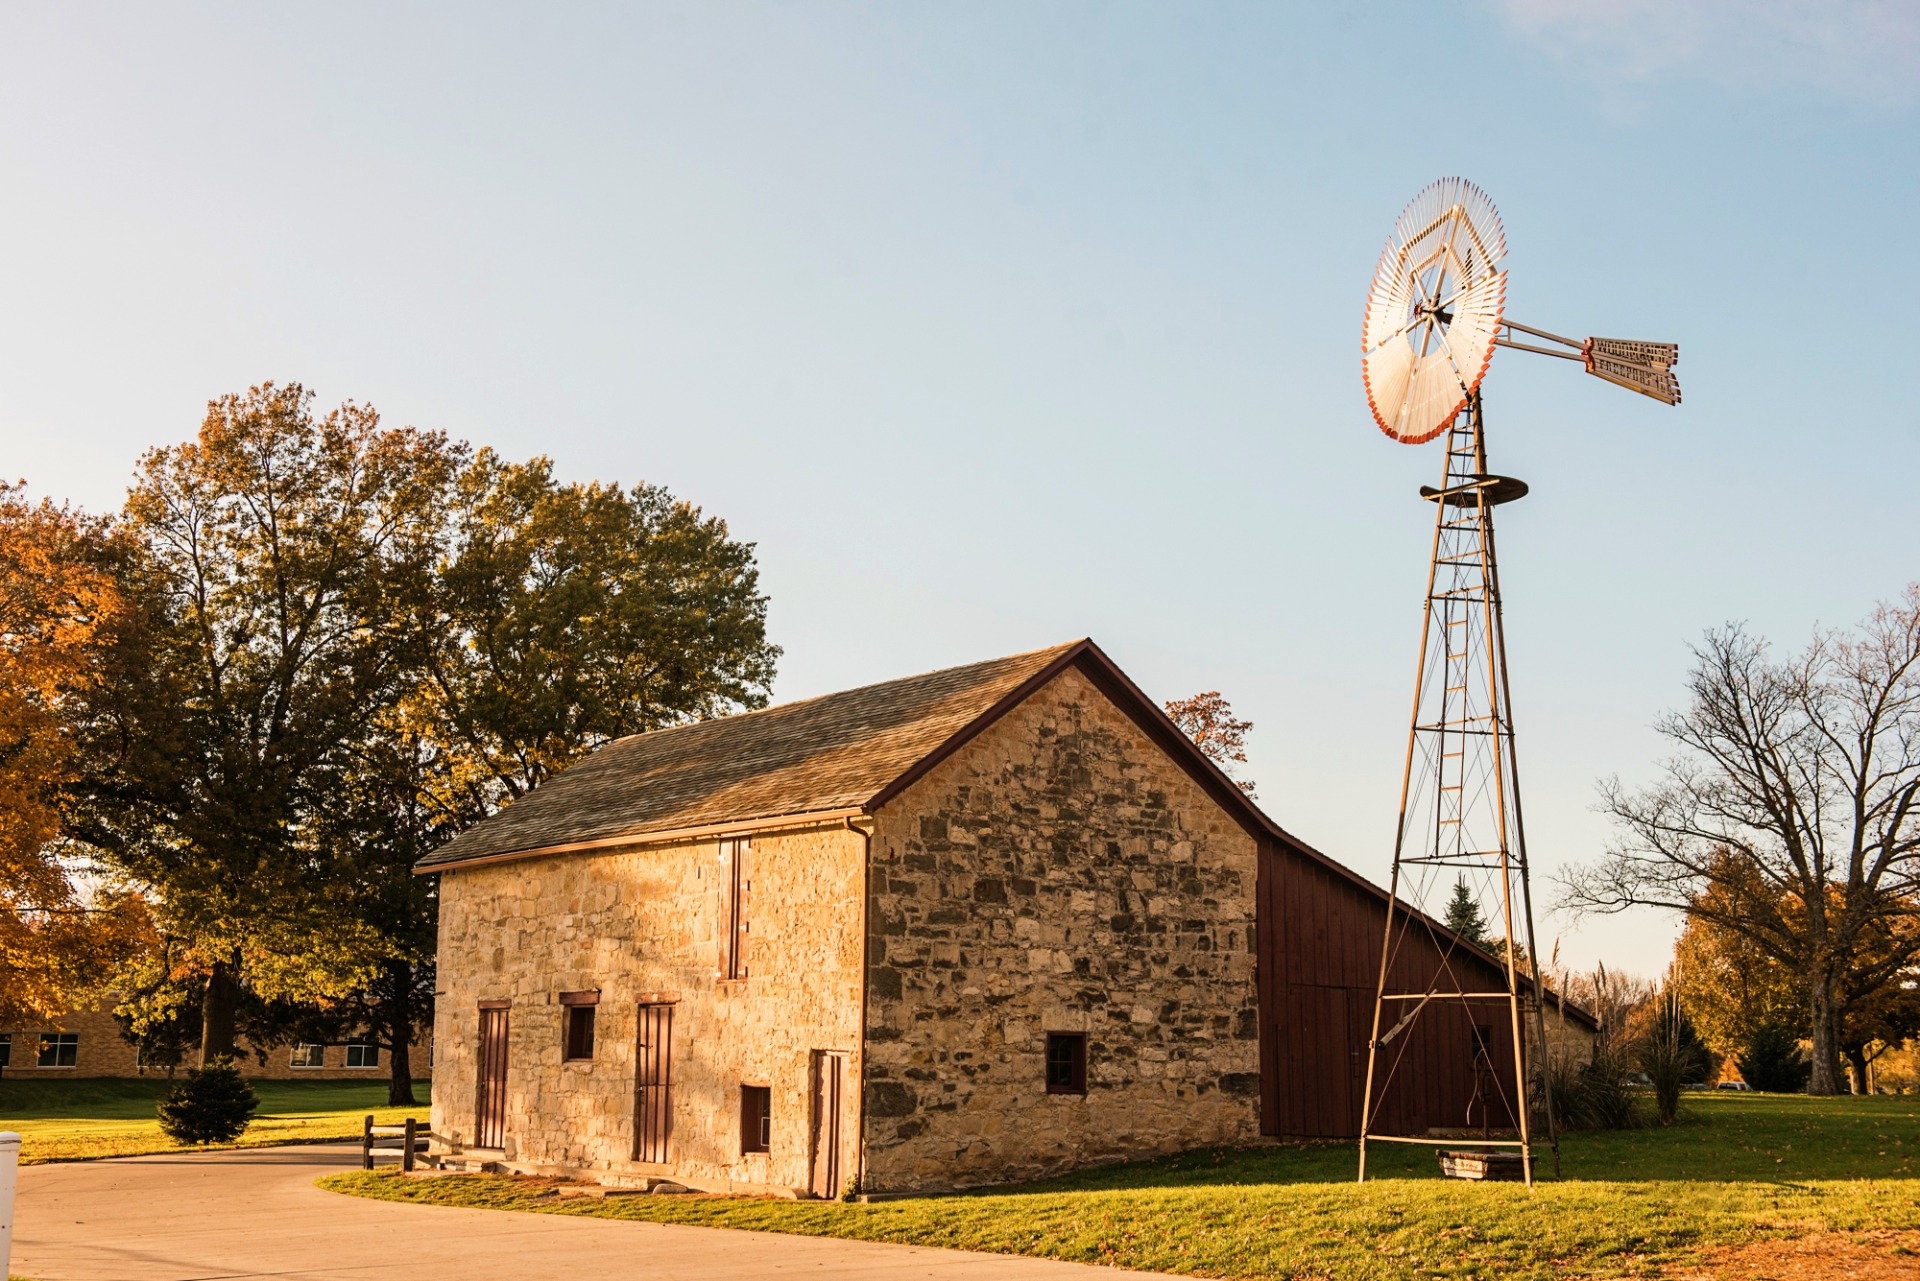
<box><xmin>1544</xmin><ymin>1047</ymin><xmax>1645</xmax><ymax>1131</ymax></box>
<box><xmin>1737</xmin><ymin>1022</ymin><xmax>1812</xmax><ymax>1093</ymax></box>
<box><xmin>156</xmin><ymin>1057</ymin><xmax>258</xmax><ymax>1144</ymax></box>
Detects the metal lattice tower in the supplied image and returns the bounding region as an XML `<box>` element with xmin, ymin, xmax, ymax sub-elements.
<box><xmin>1356</xmin><ymin>392</ymin><xmax>1559</xmax><ymax>1185</ymax></box>
<box><xmin>1353</xmin><ymin>176</ymin><xmax>1679</xmax><ymax>1186</ymax></box>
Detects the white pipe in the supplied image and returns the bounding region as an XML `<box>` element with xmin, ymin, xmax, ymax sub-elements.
<box><xmin>0</xmin><ymin>1129</ymin><xmax>19</xmax><ymax>1277</ymax></box>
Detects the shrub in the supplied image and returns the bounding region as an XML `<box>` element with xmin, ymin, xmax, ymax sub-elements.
<box><xmin>1546</xmin><ymin>1046</ymin><xmax>1645</xmax><ymax>1131</ymax></box>
<box><xmin>156</xmin><ymin>1057</ymin><xmax>258</xmax><ymax>1144</ymax></box>
<box><xmin>1737</xmin><ymin>1022</ymin><xmax>1811</xmax><ymax>1093</ymax></box>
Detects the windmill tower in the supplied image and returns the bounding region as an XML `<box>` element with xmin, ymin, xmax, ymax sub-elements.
<box><xmin>1355</xmin><ymin>179</ymin><xmax>1680</xmax><ymax>1186</ymax></box>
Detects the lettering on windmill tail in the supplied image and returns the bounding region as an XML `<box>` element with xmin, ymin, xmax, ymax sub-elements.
<box><xmin>1582</xmin><ymin>338</ymin><xmax>1682</xmax><ymax>406</ymax></box>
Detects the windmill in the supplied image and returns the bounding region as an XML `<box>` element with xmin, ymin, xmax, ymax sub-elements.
<box><xmin>1355</xmin><ymin>178</ymin><xmax>1679</xmax><ymax>1186</ymax></box>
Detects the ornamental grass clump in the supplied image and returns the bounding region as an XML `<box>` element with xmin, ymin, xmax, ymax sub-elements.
<box><xmin>156</xmin><ymin>1057</ymin><xmax>258</xmax><ymax>1144</ymax></box>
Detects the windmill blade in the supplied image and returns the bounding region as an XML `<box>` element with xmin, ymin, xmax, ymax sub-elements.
<box><xmin>1584</xmin><ymin>337</ymin><xmax>1681</xmax><ymax>405</ymax></box>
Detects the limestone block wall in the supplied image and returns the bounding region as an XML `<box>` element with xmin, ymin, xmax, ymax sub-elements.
<box><xmin>431</xmin><ymin>823</ymin><xmax>864</xmax><ymax>1193</ymax></box>
<box><xmin>861</xmin><ymin>665</ymin><xmax>1262</xmax><ymax>1192</ymax></box>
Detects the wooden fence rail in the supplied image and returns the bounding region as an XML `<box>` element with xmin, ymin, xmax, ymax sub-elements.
<box><xmin>361</xmin><ymin>1115</ymin><xmax>435</xmax><ymax>1172</ymax></box>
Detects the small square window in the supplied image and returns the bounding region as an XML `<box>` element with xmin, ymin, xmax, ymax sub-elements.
<box><xmin>39</xmin><ymin>1032</ymin><xmax>79</xmax><ymax>1068</ymax></box>
<box><xmin>291</xmin><ymin>1043</ymin><xmax>326</xmax><ymax>1068</ymax></box>
<box><xmin>344</xmin><ymin>1040</ymin><xmax>379</xmax><ymax>1069</ymax></box>
<box><xmin>740</xmin><ymin>1084</ymin><xmax>771</xmax><ymax>1154</ymax></box>
<box><xmin>1045</xmin><ymin>1032</ymin><xmax>1086</xmax><ymax>1095</ymax></box>
<box><xmin>564</xmin><ymin>1006</ymin><xmax>596</xmax><ymax>1061</ymax></box>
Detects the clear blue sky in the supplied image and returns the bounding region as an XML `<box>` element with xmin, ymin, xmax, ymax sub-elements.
<box><xmin>5</xmin><ymin>2</ymin><xmax>1916</xmax><ymax>971</ymax></box>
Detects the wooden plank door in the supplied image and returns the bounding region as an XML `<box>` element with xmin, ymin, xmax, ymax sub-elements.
<box><xmin>633</xmin><ymin>1003</ymin><xmax>674</xmax><ymax>1162</ymax></box>
<box><xmin>476</xmin><ymin>1005</ymin><xmax>509</xmax><ymax>1149</ymax></box>
<box><xmin>809</xmin><ymin>1051</ymin><xmax>846</xmax><ymax>1200</ymax></box>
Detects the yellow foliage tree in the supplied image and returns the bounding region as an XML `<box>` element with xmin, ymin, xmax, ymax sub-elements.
<box><xmin>0</xmin><ymin>483</ymin><xmax>154</xmax><ymax>1024</ymax></box>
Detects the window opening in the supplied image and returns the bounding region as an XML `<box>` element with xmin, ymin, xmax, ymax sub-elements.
<box><xmin>565</xmin><ymin>1006</ymin><xmax>596</xmax><ymax>1061</ymax></box>
<box><xmin>39</xmin><ymin>1032</ymin><xmax>79</xmax><ymax>1068</ymax></box>
<box><xmin>1045</xmin><ymin>1032</ymin><xmax>1086</xmax><ymax>1095</ymax></box>
<box><xmin>741</xmin><ymin>1084</ymin><xmax>771</xmax><ymax>1154</ymax></box>
<box><xmin>345</xmin><ymin>1039</ymin><xmax>379</xmax><ymax>1068</ymax></box>
<box><xmin>290</xmin><ymin>1043</ymin><xmax>326</xmax><ymax>1069</ymax></box>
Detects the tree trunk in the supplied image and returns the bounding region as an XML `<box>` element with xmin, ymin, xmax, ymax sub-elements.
<box><xmin>1806</xmin><ymin>978</ymin><xmax>1842</xmax><ymax>1095</ymax></box>
<box><xmin>1844</xmin><ymin>1046</ymin><xmax>1870</xmax><ymax>1095</ymax></box>
<box><xmin>384</xmin><ymin>959</ymin><xmax>417</xmax><ymax>1107</ymax></box>
<box><xmin>199</xmin><ymin>957</ymin><xmax>240</xmax><ymax>1065</ymax></box>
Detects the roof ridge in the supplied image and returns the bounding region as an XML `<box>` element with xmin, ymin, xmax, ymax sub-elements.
<box><xmin>602</xmin><ymin>639</ymin><xmax>1088</xmax><ymax>747</ymax></box>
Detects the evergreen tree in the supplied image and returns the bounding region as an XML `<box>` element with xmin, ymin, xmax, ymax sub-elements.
<box><xmin>1444</xmin><ymin>879</ymin><xmax>1492</xmax><ymax>949</ymax></box>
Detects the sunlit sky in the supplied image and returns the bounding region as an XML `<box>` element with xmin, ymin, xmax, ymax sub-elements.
<box><xmin>5</xmin><ymin>3</ymin><xmax>1917</xmax><ymax>972</ymax></box>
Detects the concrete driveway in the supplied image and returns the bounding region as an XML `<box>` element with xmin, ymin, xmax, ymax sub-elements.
<box><xmin>13</xmin><ymin>1143</ymin><xmax>1167</xmax><ymax>1281</ymax></box>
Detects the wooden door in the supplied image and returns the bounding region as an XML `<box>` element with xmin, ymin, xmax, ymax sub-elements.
<box><xmin>476</xmin><ymin>1005</ymin><xmax>509</xmax><ymax>1149</ymax></box>
<box><xmin>633</xmin><ymin>1003</ymin><xmax>674</xmax><ymax>1162</ymax></box>
<box><xmin>809</xmin><ymin>1051</ymin><xmax>846</xmax><ymax>1200</ymax></box>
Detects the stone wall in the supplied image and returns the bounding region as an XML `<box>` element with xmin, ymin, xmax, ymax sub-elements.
<box><xmin>430</xmin><ymin>823</ymin><xmax>865</xmax><ymax>1194</ymax></box>
<box><xmin>0</xmin><ymin>1003</ymin><xmax>431</xmax><ymax>1081</ymax></box>
<box><xmin>861</xmin><ymin>664</ymin><xmax>1262</xmax><ymax>1192</ymax></box>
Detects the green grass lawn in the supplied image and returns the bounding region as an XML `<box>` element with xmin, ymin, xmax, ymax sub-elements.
<box><xmin>1</xmin><ymin>1076</ymin><xmax>431</xmax><ymax>1164</ymax></box>
<box><xmin>324</xmin><ymin>1094</ymin><xmax>1920</xmax><ymax>1280</ymax></box>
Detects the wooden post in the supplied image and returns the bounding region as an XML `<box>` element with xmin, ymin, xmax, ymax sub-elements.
<box><xmin>403</xmin><ymin>1117</ymin><xmax>416</xmax><ymax>1173</ymax></box>
<box><xmin>362</xmin><ymin>1115</ymin><xmax>374</xmax><ymax>1170</ymax></box>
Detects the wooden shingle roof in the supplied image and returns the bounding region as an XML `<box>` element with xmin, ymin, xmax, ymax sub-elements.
<box><xmin>414</xmin><ymin>641</ymin><xmax>1084</xmax><ymax>871</ymax></box>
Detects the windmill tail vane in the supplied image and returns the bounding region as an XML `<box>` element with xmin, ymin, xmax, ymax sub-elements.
<box><xmin>1494</xmin><ymin>320</ymin><xmax>1683</xmax><ymax>406</ymax></box>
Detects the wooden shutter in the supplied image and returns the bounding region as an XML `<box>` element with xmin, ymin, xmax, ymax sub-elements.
<box><xmin>718</xmin><ymin>837</ymin><xmax>753</xmax><ymax>981</ymax></box>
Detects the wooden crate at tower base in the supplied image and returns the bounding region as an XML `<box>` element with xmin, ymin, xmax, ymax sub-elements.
<box><xmin>1437</xmin><ymin>1149</ymin><xmax>1529</xmax><ymax>1181</ymax></box>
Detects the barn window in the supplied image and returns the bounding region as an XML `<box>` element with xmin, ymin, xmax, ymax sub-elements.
<box><xmin>1045</xmin><ymin>1032</ymin><xmax>1086</xmax><ymax>1095</ymax></box>
<box><xmin>718</xmin><ymin>837</ymin><xmax>752</xmax><ymax>981</ymax></box>
<box><xmin>740</xmin><ymin>1084</ymin><xmax>772</xmax><ymax>1153</ymax></box>
<box><xmin>562</xmin><ymin>991</ymin><xmax>599</xmax><ymax>1062</ymax></box>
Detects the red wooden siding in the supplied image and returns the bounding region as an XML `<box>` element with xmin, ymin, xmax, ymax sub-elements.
<box><xmin>1256</xmin><ymin>838</ymin><xmax>1522</xmax><ymax>1138</ymax></box>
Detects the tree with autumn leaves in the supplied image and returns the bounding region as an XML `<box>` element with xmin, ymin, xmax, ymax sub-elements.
<box><xmin>16</xmin><ymin>383</ymin><xmax>777</xmax><ymax>1101</ymax></box>
<box><xmin>0</xmin><ymin>485</ymin><xmax>155</xmax><ymax>1024</ymax></box>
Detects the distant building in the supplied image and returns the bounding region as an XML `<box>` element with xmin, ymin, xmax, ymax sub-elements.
<box><xmin>0</xmin><ymin>1003</ymin><xmax>430</xmax><ymax>1081</ymax></box>
<box><xmin>420</xmin><ymin>640</ymin><xmax>1594</xmax><ymax>1196</ymax></box>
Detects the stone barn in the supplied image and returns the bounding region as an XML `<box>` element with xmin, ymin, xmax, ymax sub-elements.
<box><xmin>419</xmin><ymin>639</ymin><xmax>1589</xmax><ymax>1195</ymax></box>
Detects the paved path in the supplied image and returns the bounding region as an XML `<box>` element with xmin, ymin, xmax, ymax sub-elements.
<box><xmin>13</xmin><ymin>1143</ymin><xmax>1167</xmax><ymax>1281</ymax></box>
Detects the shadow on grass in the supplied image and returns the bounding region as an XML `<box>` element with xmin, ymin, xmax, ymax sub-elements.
<box><xmin>988</xmin><ymin>1094</ymin><xmax>1920</xmax><ymax>1195</ymax></box>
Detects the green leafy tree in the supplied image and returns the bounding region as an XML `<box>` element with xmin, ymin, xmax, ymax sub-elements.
<box><xmin>75</xmin><ymin>384</ymin><xmax>459</xmax><ymax>1061</ymax></box>
<box><xmin>414</xmin><ymin>451</ymin><xmax>779</xmax><ymax>814</ymax></box>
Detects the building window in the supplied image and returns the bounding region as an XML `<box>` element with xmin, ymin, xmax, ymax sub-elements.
<box><xmin>39</xmin><ymin>1032</ymin><xmax>79</xmax><ymax>1068</ymax></box>
<box><xmin>564</xmin><ymin>1006</ymin><xmax>596</xmax><ymax>1061</ymax></box>
<box><xmin>1045</xmin><ymin>1032</ymin><xmax>1086</xmax><ymax>1095</ymax></box>
<box><xmin>718</xmin><ymin>836</ymin><xmax>752</xmax><ymax>981</ymax></box>
<box><xmin>740</xmin><ymin>1084</ymin><xmax>771</xmax><ymax>1154</ymax></box>
<box><xmin>290</xmin><ymin>1043</ymin><xmax>327</xmax><ymax>1069</ymax></box>
<box><xmin>0</xmin><ymin>1033</ymin><xmax>11</xmax><ymax>1068</ymax></box>
<box><xmin>344</xmin><ymin>1040</ymin><xmax>379</xmax><ymax>1069</ymax></box>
